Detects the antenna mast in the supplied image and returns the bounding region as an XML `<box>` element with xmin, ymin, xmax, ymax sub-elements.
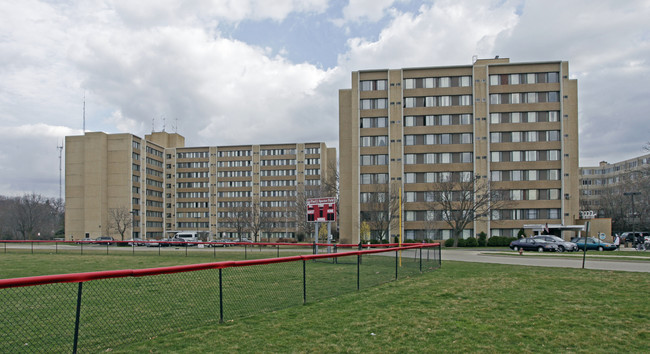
<box><xmin>82</xmin><ymin>92</ymin><xmax>86</xmax><ymax>132</ymax></box>
<box><xmin>57</xmin><ymin>141</ymin><xmax>64</xmax><ymax>202</ymax></box>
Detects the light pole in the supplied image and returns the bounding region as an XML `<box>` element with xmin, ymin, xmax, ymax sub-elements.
<box><xmin>624</xmin><ymin>192</ymin><xmax>640</xmax><ymax>248</ymax></box>
<box><xmin>130</xmin><ymin>210</ymin><xmax>137</xmax><ymax>244</ymax></box>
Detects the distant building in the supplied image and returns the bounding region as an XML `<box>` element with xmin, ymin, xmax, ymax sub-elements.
<box><xmin>65</xmin><ymin>131</ymin><xmax>336</xmax><ymax>241</ymax></box>
<box><xmin>338</xmin><ymin>58</ymin><xmax>580</xmax><ymax>244</ymax></box>
<box><xmin>579</xmin><ymin>153</ymin><xmax>650</xmax><ymax>215</ymax></box>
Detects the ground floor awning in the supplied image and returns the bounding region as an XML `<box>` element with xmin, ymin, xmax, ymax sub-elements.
<box><xmin>524</xmin><ymin>224</ymin><xmax>585</xmax><ymax>235</ymax></box>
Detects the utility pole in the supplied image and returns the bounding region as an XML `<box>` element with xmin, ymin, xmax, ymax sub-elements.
<box><xmin>57</xmin><ymin>141</ymin><xmax>63</xmax><ymax>202</ymax></box>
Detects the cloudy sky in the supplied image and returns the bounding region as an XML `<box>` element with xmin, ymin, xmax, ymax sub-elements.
<box><xmin>1</xmin><ymin>0</ymin><xmax>649</xmax><ymax>198</ymax></box>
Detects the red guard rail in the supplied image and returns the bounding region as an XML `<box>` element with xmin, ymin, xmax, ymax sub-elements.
<box><xmin>0</xmin><ymin>242</ymin><xmax>441</xmax><ymax>353</ymax></box>
<box><xmin>0</xmin><ymin>244</ymin><xmax>436</xmax><ymax>289</ymax></box>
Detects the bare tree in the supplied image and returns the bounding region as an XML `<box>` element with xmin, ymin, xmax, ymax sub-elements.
<box><xmin>595</xmin><ymin>167</ymin><xmax>650</xmax><ymax>233</ymax></box>
<box><xmin>360</xmin><ymin>183</ymin><xmax>400</xmax><ymax>242</ymax></box>
<box><xmin>249</xmin><ymin>203</ymin><xmax>270</xmax><ymax>242</ymax></box>
<box><xmin>321</xmin><ymin>158</ymin><xmax>339</xmax><ymax>200</ymax></box>
<box><xmin>427</xmin><ymin>175</ymin><xmax>509</xmax><ymax>247</ymax></box>
<box><xmin>225</xmin><ymin>204</ymin><xmax>251</xmax><ymax>241</ymax></box>
<box><xmin>11</xmin><ymin>193</ymin><xmax>61</xmax><ymax>240</ymax></box>
<box><xmin>108</xmin><ymin>206</ymin><xmax>134</xmax><ymax>241</ymax></box>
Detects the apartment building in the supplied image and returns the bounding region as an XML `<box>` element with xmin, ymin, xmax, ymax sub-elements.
<box><xmin>339</xmin><ymin>58</ymin><xmax>579</xmax><ymax>244</ymax></box>
<box><xmin>65</xmin><ymin>131</ymin><xmax>336</xmax><ymax>241</ymax></box>
<box><xmin>579</xmin><ymin>153</ymin><xmax>650</xmax><ymax>213</ymax></box>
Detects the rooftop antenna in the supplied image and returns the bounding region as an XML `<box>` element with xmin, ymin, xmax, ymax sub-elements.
<box><xmin>173</xmin><ymin>117</ymin><xmax>178</xmax><ymax>133</ymax></box>
<box><xmin>162</xmin><ymin>116</ymin><xmax>166</xmax><ymax>132</ymax></box>
<box><xmin>57</xmin><ymin>140</ymin><xmax>64</xmax><ymax>202</ymax></box>
<box><xmin>82</xmin><ymin>92</ymin><xmax>86</xmax><ymax>133</ymax></box>
<box><xmin>151</xmin><ymin>117</ymin><xmax>155</xmax><ymax>133</ymax></box>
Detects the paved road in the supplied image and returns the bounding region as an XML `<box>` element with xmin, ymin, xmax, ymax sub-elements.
<box><xmin>441</xmin><ymin>249</ymin><xmax>650</xmax><ymax>273</ymax></box>
<box><xmin>4</xmin><ymin>242</ymin><xmax>649</xmax><ymax>273</ymax></box>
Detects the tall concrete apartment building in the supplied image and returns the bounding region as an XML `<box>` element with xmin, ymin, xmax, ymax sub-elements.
<box><xmin>65</xmin><ymin>131</ymin><xmax>336</xmax><ymax>241</ymax></box>
<box><xmin>579</xmin><ymin>153</ymin><xmax>650</xmax><ymax>211</ymax></box>
<box><xmin>339</xmin><ymin>58</ymin><xmax>579</xmax><ymax>244</ymax></box>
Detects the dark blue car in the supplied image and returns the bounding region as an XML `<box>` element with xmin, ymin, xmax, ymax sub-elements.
<box><xmin>509</xmin><ymin>238</ymin><xmax>558</xmax><ymax>252</ymax></box>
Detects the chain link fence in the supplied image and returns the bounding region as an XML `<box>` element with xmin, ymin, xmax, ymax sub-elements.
<box><xmin>0</xmin><ymin>244</ymin><xmax>440</xmax><ymax>353</ymax></box>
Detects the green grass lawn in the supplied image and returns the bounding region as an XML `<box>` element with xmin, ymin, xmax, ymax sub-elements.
<box><xmin>1</xmin><ymin>253</ymin><xmax>648</xmax><ymax>353</ymax></box>
<box><xmin>0</xmin><ymin>250</ymin><xmax>437</xmax><ymax>353</ymax></box>
<box><xmin>118</xmin><ymin>261</ymin><xmax>649</xmax><ymax>353</ymax></box>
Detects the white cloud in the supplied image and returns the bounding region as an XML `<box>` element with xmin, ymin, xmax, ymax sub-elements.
<box><xmin>491</xmin><ymin>0</ymin><xmax>650</xmax><ymax>165</ymax></box>
<box><xmin>112</xmin><ymin>0</ymin><xmax>329</xmax><ymax>26</ymax></box>
<box><xmin>1</xmin><ymin>0</ymin><xmax>650</xmax><ymax>198</ymax></box>
<box><xmin>338</xmin><ymin>0</ymin><xmax>519</xmax><ymax>70</ymax></box>
<box><xmin>0</xmin><ymin>124</ymin><xmax>78</xmax><ymax>197</ymax></box>
<box><xmin>340</xmin><ymin>0</ymin><xmax>398</xmax><ymax>23</ymax></box>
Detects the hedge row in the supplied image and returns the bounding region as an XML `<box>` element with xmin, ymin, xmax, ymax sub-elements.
<box><xmin>444</xmin><ymin>235</ymin><xmax>517</xmax><ymax>247</ymax></box>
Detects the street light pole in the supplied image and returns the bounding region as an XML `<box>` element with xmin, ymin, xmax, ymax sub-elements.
<box><xmin>623</xmin><ymin>192</ymin><xmax>640</xmax><ymax>249</ymax></box>
<box><xmin>129</xmin><ymin>210</ymin><xmax>137</xmax><ymax>249</ymax></box>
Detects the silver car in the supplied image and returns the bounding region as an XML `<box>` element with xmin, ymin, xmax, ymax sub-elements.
<box><xmin>533</xmin><ymin>235</ymin><xmax>578</xmax><ymax>252</ymax></box>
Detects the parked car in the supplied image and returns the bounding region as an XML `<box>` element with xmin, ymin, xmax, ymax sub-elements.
<box><xmin>169</xmin><ymin>236</ymin><xmax>187</xmax><ymax>246</ymax></box>
<box><xmin>509</xmin><ymin>238</ymin><xmax>558</xmax><ymax>252</ymax></box>
<box><xmin>127</xmin><ymin>238</ymin><xmax>145</xmax><ymax>246</ymax></box>
<box><xmin>208</xmin><ymin>239</ymin><xmax>233</xmax><ymax>247</ymax></box>
<box><xmin>533</xmin><ymin>235</ymin><xmax>578</xmax><ymax>252</ymax></box>
<box><xmin>158</xmin><ymin>238</ymin><xmax>174</xmax><ymax>247</ymax></box>
<box><xmin>145</xmin><ymin>239</ymin><xmax>160</xmax><ymax>247</ymax></box>
<box><xmin>571</xmin><ymin>237</ymin><xmax>616</xmax><ymax>251</ymax></box>
<box><xmin>94</xmin><ymin>236</ymin><xmax>114</xmax><ymax>245</ymax></box>
<box><xmin>77</xmin><ymin>237</ymin><xmax>93</xmax><ymax>244</ymax></box>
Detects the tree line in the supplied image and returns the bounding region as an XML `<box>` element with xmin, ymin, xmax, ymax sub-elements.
<box><xmin>0</xmin><ymin>193</ymin><xmax>64</xmax><ymax>240</ymax></box>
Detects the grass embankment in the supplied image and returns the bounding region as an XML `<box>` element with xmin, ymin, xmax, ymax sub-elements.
<box><xmin>1</xmin><ymin>253</ymin><xmax>648</xmax><ymax>353</ymax></box>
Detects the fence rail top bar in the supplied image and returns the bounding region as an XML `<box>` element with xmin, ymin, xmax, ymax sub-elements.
<box><xmin>0</xmin><ymin>240</ymin><xmax>434</xmax><ymax>248</ymax></box>
<box><xmin>0</xmin><ymin>243</ymin><xmax>439</xmax><ymax>290</ymax></box>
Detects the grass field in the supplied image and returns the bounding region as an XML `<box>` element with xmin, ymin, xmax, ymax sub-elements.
<box><xmin>1</xmin><ymin>251</ymin><xmax>648</xmax><ymax>353</ymax></box>
<box><xmin>0</xmin><ymin>249</ymin><xmax>437</xmax><ymax>353</ymax></box>
<box><xmin>118</xmin><ymin>261</ymin><xmax>649</xmax><ymax>353</ymax></box>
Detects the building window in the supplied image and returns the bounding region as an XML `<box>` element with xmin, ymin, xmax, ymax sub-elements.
<box><xmin>360</xmin><ymin>135</ymin><xmax>388</xmax><ymax>147</ymax></box>
<box><xmin>361</xmin><ymin>117</ymin><xmax>388</xmax><ymax>128</ymax></box>
<box><xmin>360</xmin><ymin>98</ymin><xmax>388</xmax><ymax>110</ymax></box>
<box><xmin>360</xmin><ymin>79</ymin><xmax>387</xmax><ymax>91</ymax></box>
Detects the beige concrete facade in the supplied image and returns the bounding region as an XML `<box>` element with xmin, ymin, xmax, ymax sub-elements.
<box><xmin>579</xmin><ymin>153</ymin><xmax>650</xmax><ymax>211</ymax></box>
<box><xmin>65</xmin><ymin>131</ymin><xmax>336</xmax><ymax>241</ymax></box>
<box><xmin>339</xmin><ymin>58</ymin><xmax>579</xmax><ymax>244</ymax></box>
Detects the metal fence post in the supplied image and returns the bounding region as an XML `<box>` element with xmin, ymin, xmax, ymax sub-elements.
<box><xmin>72</xmin><ymin>282</ymin><xmax>84</xmax><ymax>354</ymax></box>
<box><xmin>302</xmin><ymin>260</ymin><xmax>306</xmax><ymax>304</ymax></box>
<box><xmin>395</xmin><ymin>250</ymin><xmax>398</xmax><ymax>280</ymax></box>
<box><xmin>31</xmin><ymin>242</ymin><xmax>34</xmax><ymax>254</ymax></box>
<box><xmin>438</xmin><ymin>244</ymin><xmax>442</xmax><ymax>267</ymax></box>
<box><xmin>245</xmin><ymin>244</ymin><xmax>247</xmax><ymax>259</ymax></box>
<box><xmin>55</xmin><ymin>241</ymin><xmax>58</xmax><ymax>254</ymax></box>
<box><xmin>80</xmin><ymin>242</ymin><xmax>83</xmax><ymax>255</ymax></box>
<box><xmin>357</xmin><ymin>254</ymin><xmax>360</xmax><ymax>291</ymax></box>
<box><xmin>106</xmin><ymin>242</ymin><xmax>109</xmax><ymax>255</ymax></box>
<box><xmin>419</xmin><ymin>248</ymin><xmax>422</xmax><ymax>272</ymax></box>
<box><xmin>277</xmin><ymin>245</ymin><xmax>279</xmax><ymax>258</ymax></box>
<box><xmin>219</xmin><ymin>269</ymin><xmax>223</xmax><ymax>323</ymax></box>
<box><xmin>185</xmin><ymin>243</ymin><xmax>188</xmax><ymax>257</ymax></box>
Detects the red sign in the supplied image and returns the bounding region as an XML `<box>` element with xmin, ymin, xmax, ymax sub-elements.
<box><xmin>307</xmin><ymin>197</ymin><xmax>337</xmax><ymax>222</ymax></box>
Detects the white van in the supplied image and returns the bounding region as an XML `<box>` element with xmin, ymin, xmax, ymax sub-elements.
<box><xmin>173</xmin><ymin>231</ymin><xmax>200</xmax><ymax>245</ymax></box>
